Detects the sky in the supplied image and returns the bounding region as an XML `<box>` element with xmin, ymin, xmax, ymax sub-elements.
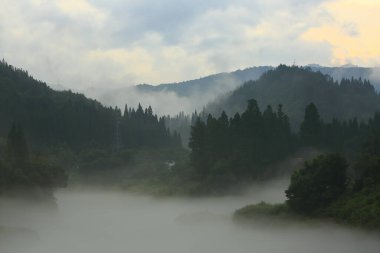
<box><xmin>0</xmin><ymin>0</ymin><xmax>379</xmax><ymax>90</ymax></box>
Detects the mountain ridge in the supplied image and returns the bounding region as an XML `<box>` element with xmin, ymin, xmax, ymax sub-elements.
<box><xmin>84</xmin><ymin>64</ymin><xmax>380</xmax><ymax>116</ymax></box>
<box><xmin>205</xmin><ymin>65</ymin><xmax>380</xmax><ymax>128</ymax></box>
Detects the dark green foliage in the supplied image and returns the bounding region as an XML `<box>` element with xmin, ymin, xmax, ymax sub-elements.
<box><xmin>121</xmin><ymin>104</ymin><xmax>181</xmax><ymax>149</ymax></box>
<box><xmin>207</xmin><ymin>65</ymin><xmax>380</xmax><ymax>128</ymax></box>
<box><xmin>298</xmin><ymin>103</ymin><xmax>379</xmax><ymax>156</ymax></box>
<box><xmin>189</xmin><ymin>100</ymin><xmax>296</xmax><ymax>181</ymax></box>
<box><xmin>300</xmin><ymin>103</ymin><xmax>323</xmax><ymax>146</ymax></box>
<box><xmin>323</xmin><ymin>139</ymin><xmax>380</xmax><ymax>228</ymax></box>
<box><xmin>0</xmin><ymin>60</ymin><xmax>116</xmax><ymax>149</ymax></box>
<box><xmin>5</xmin><ymin>123</ymin><xmax>29</xmax><ymax>167</ymax></box>
<box><xmin>318</xmin><ymin>140</ymin><xmax>380</xmax><ymax>228</ymax></box>
<box><xmin>0</xmin><ymin>60</ymin><xmax>180</xmax><ymax>151</ymax></box>
<box><xmin>237</xmin><ymin>137</ymin><xmax>380</xmax><ymax>229</ymax></box>
<box><xmin>188</xmin><ymin>118</ymin><xmax>208</xmax><ymax>176</ymax></box>
<box><xmin>323</xmin><ymin>185</ymin><xmax>380</xmax><ymax>229</ymax></box>
<box><xmin>285</xmin><ymin>154</ymin><xmax>347</xmax><ymax>214</ymax></box>
<box><xmin>353</xmin><ymin>139</ymin><xmax>380</xmax><ymax>190</ymax></box>
<box><xmin>234</xmin><ymin>202</ymin><xmax>292</xmax><ymax>219</ymax></box>
<box><xmin>0</xmin><ymin>125</ymin><xmax>68</xmax><ymax>195</ymax></box>
<box><xmin>27</xmin><ymin>155</ymin><xmax>68</xmax><ymax>189</ymax></box>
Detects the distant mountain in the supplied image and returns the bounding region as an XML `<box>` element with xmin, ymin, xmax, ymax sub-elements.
<box><xmin>307</xmin><ymin>65</ymin><xmax>380</xmax><ymax>89</ymax></box>
<box><xmin>85</xmin><ymin>67</ymin><xmax>273</xmax><ymax>116</ymax></box>
<box><xmin>87</xmin><ymin>65</ymin><xmax>380</xmax><ymax>116</ymax></box>
<box><xmin>136</xmin><ymin>65</ymin><xmax>380</xmax><ymax>96</ymax></box>
<box><xmin>206</xmin><ymin>65</ymin><xmax>380</xmax><ymax>128</ymax></box>
<box><xmin>135</xmin><ymin>66</ymin><xmax>273</xmax><ymax>97</ymax></box>
<box><xmin>127</xmin><ymin>64</ymin><xmax>380</xmax><ymax>97</ymax></box>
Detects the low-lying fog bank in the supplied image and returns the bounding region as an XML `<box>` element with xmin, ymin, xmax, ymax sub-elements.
<box><xmin>1</xmin><ymin>179</ymin><xmax>379</xmax><ymax>253</ymax></box>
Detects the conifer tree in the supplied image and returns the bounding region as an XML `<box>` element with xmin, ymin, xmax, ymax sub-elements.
<box><xmin>300</xmin><ymin>103</ymin><xmax>323</xmax><ymax>146</ymax></box>
<box><xmin>189</xmin><ymin>118</ymin><xmax>208</xmax><ymax>176</ymax></box>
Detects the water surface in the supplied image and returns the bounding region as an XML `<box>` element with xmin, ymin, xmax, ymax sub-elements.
<box><xmin>1</xmin><ymin>179</ymin><xmax>379</xmax><ymax>253</ymax></box>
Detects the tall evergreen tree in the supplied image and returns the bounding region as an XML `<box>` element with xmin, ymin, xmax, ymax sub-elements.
<box><xmin>300</xmin><ymin>103</ymin><xmax>323</xmax><ymax>146</ymax></box>
<box><xmin>189</xmin><ymin>118</ymin><xmax>208</xmax><ymax>176</ymax></box>
<box><xmin>189</xmin><ymin>100</ymin><xmax>297</xmax><ymax>181</ymax></box>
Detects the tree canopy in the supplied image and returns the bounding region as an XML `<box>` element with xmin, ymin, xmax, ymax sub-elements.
<box><xmin>285</xmin><ymin>154</ymin><xmax>347</xmax><ymax>214</ymax></box>
<box><xmin>207</xmin><ymin>65</ymin><xmax>380</xmax><ymax>128</ymax></box>
<box><xmin>0</xmin><ymin>60</ymin><xmax>180</xmax><ymax>151</ymax></box>
<box><xmin>189</xmin><ymin>99</ymin><xmax>295</xmax><ymax>183</ymax></box>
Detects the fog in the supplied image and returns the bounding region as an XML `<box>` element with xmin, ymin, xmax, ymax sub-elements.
<box><xmin>370</xmin><ymin>67</ymin><xmax>380</xmax><ymax>90</ymax></box>
<box><xmin>86</xmin><ymin>86</ymin><xmax>210</xmax><ymax>116</ymax></box>
<box><xmin>1</xmin><ymin>179</ymin><xmax>379</xmax><ymax>253</ymax></box>
<box><xmin>81</xmin><ymin>66</ymin><xmax>380</xmax><ymax>117</ymax></box>
<box><xmin>83</xmin><ymin>73</ymin><xmax>244</xmax><ymax>116</ymax></box>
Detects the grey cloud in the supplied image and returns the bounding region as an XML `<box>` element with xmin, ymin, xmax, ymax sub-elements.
<box><xmin>92</xmin><ymin>0</ymin><xmax>232</xmax><ymax>46</ymax></box>
<box><xmin>0</xmin><ymin>0</ymin><xmax>341</xmax><ymax>92</ymax></box>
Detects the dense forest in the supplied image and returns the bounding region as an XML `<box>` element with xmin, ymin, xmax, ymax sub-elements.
<box><xmin>207</xmin><ymin>65</ymin><xmax>380</xmax><ymax>127</ymax></box>
<box><xmin>235</xmin><ymin>142</ymin><xmax>380</xmax><ymax>229</ymax></box>
<box><xmin>165</xmin><ymin>65</ymin><xmax>380</xmax><ymax>145</ymax></box>
<box><xmin>231</xmin><ymin>102</ymin><xmax>380</xmax><ymax>228</ymax></box>
<box><xmin>188</xmin><ymin>98</ymin><xmax>380</xmax><ymax>185</ymax></box>
<box><xmin>0</xmin><ymin>60</ymin><xmax>180</xmax><ymax>152</ymax></box>
<box><xmin>0</xmin><ymin>124</ymin><xmax>67</xmax><ymax>198</ymax></box>
<box><xmin>0</xmin><ymin>60</ymin><xmax>182</xmax><ymax>196</ymax></box>
<box><xmin>189</xmin><ymin>100</ymin><xmax>295</xmax><ymax>185</ymax></box>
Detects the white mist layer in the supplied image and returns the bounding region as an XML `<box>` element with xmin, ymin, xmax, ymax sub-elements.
<box><xmin>370</xmin><ymin>68</ymin><xmax>380</xmax><ymax>90</ymax></box>
<box><xmin>83</xmin><ymin>78</ymin><xmax>241</xmax><ymax>116</ymax></box>
<box><xmin>1</xmin><ymin>179</ymin><xmax>379</xmax><ymax>253</ymax></box>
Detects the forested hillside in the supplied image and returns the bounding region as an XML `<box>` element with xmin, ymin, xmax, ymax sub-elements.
<box><xmin>0</xmin><ymin>60</ymin><xmax>180</xmax><ymax>151</ymax></box>
<box><xmin>207</xmin><ymin>65</ymin><xmax>380</xmax><ymax>127</ymax></box>
<box><xmin>0</xmin><ymin>124</ymin><xmax>67</xmax><ymax>197</ymax></box>
<box><xmin>189</xmin><ymin>100</ymin><xmax>295</xmax><ymax>184</ymax></box>
<box><xmin>227</xmin><ymin>100</ymin><xmax>380</xmax><ymax>229</ymax></box>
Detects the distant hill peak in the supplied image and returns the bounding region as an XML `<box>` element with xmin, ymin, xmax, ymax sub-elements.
<box><xmin>341</xmin><ymin>64</ymin><xmax>359</xmax><ymax>68</ymax></box>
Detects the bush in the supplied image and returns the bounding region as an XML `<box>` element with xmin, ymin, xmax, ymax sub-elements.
<box><xmin>323</xmin><ymin>185</ymin><xmax>380</xmax><ymax>229</ymax></box>
<box><xmin>285</xmin><ymin>154</ymin><xmax>347</xmax><ymax>214</ymax></box>
<box><xmin>234</xmin><ymin>202</ymin><xmax>291</xmax><ymax>219</ymax></box>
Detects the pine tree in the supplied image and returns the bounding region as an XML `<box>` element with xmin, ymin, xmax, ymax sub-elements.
<box><xmin>300</xmin><ymin>103</ymin><xmax>323</xmax><ymax>146</ymax></box>
<box><xmin>189</xmin><ymin>118</ymin><xmax>208</xmax><ymax>176</ymax></box>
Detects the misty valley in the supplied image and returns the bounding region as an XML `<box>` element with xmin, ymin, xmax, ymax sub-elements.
<box><xmin>1</xmin><ymin>183</ymin><xmax>380</xmax><ymax>253</ymax></box>
<box><xmin>1</xmin><ymin>61</ymin><xmax>380</xmax><ymax>252</ymax></box>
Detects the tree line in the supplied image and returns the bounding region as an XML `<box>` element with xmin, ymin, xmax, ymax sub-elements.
<box><xmin>0</xmin><ymin>60</ymin><xmax>180</xmax><ymax>152</ymax></box>
<box><xmin>189</xmin><ymin>99</ymin><xmax>380</xmax><ymax>186</ymax></box>
<box><xmin>285</xmin><ymin>137</ymin><xmax>380</xmax><ymax>228</ymax></box>
<box><xmin>0</xmin><ymin>124</ymin><xmax>67</xmax><ymax>197</ymax></box>
<box><xmin>206</xmin><ymin>65</ymin><xmax>380</xmax><ymax>128</ymax></box>
<box><xmin>189</xmin><ymin>99</ymin><xmax>295</xmax><ymax>184</ymax></box>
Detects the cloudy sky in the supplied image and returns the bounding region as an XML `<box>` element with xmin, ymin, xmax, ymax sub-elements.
<box><xmin>0</xmin><ymin>0</ymin><xmax>379</xmax><ymax>90</ymax></box>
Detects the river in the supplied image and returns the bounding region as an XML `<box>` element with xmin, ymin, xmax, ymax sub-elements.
<box><xmin>1</xmin><ymin>179</ymin><xmax>379</xmax><ymax>253</ymax></box>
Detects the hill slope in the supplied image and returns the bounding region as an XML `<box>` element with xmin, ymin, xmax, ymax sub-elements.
<box><xmin>206</xmin><ymin>65</ymin><xmax>380</xmax><ymax>127</ymax></box>
<box><xmin>85</xmin><ymin>67</ymin><xmax>273</xmax><ymax>116</ymax></box>
<box><xmin>87</xmin><ymin>65</ymin><xmax>380</xmax><ymax>116</ymax></box>
<box><xmin>135</xmin><ymin>66</ymin><xmax>273</xmax><ymax>96</ymax></box>
<box><xmin>0</xmin><ymin>61</ymin><xmax>179</xmax><ymax>150</ymax></box>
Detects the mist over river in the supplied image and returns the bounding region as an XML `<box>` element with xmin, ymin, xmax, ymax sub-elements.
<box><xmin>1</xmin><ymin>179</ymin><xmax>379</xmax><ymax>253</ymax></box>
